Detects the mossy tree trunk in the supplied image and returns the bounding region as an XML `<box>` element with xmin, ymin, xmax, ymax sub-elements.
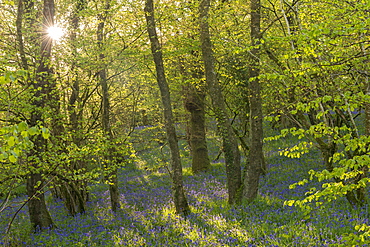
<box><xmin>181</xmin><ymin>50</ymin><xmax>211</xmax><ymax>174</ymax></box>
<box><xmin>185</xmin><ymin>84</ymin><xmax>211</xmax><ymax>174</ymax></box>
<box><xmin>185</xmin><ymin>84</ymin><xmax>211</xmax><ymax>173</ymax></box>
<box><xmin>199</xmin><ymin>0</ymin><xmax>242</xmax><ymax>205</ymax></box>
<box><xmin>242</xmin><ymin>0</ymin><xmax>264</xmax><ymax>203</ymax></box>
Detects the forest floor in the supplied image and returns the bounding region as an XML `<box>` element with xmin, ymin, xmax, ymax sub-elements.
<box><xmin>0</xmin><ymin>124</ymin><xmax>369</xmax><ymax>246</ymax></box>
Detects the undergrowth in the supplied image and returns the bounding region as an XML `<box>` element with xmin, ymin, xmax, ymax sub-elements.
<box><xmin>0</xmin><ymin>124</ymin><xmax>369</xmax><ymax>246</ymax></box>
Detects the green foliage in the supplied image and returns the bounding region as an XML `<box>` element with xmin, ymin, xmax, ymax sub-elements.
<box><xmin>97</xmin><ymin>135</ymin><xmax>136</xmax><ymax>183</ymax></box>
<box><xmin>1</xmin><ymin>0</ymin><xmax>369</xmax><ymax>243</ymax></box>
<box><xmin>1</xmin><ymin>122</ymin><xmax>34</xmax><ymax>163</ymax></box>
<box><xmin>260</xmin><ymin>2</ymin><xmax>370</xmax><ymax>243</ymax></box>
<box><xmin>0</xmin><ymin>121</ymin><xmax>47</xmax><ymax>203</ymax></box>
<box><xmin>2</xmin><ymin>120</ymin><xmax>369</xmax><ymax>245</ymax></box>
<box><xmin>280</xmin><ymin>120</ymin><xmax>370</xmax><ymax>244</ymax></box>
<box><xmin>46</xmin><ymin>130</ymin><xmax>136</xmax><ymax>194</ymax></box>
<box><xmin>343</xmin><ymin>224</ymin><xmax>370</xmax><ymax>245</ymax></box>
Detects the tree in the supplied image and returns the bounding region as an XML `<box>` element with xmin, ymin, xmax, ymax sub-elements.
<box><xmin>171</xmin><ymin>1</ymin><xmax>211</xmax><ymax>174</ymax></box>
<box><xmin>144</xmin><ymin>0</ymin><xmax>190</xmax><ymax>215</ymax></box>
<box><xmin>183</xmin><ymin>78</ymin><xmax>211</xmax><ymax>174</ymax></box>
<box><xmin>199</xmin><ymin>0</ymin><xmax>242</xmax><ymax>204</ymax></box>
<box><xmin>176</xmin><ymin>7</ymin><xmax>211</xmax><ymax>174</ymax></box>
<box><xmin>96</xmin><ymin>0</ymin><xmax>120</xmax><ymax>213</ymax></box>
<box><xmin>26</xmin><ymin>0</ymin><xmax>56</xmax><ymax>231</ymax></box>
<box><xmin>0</xmin><ymin>74</ymin><xmax>51</xmax><ymax>241</ymax></box>
<box><xmin>263</xmin><ymin>0</ymin><xmax>370</xmax><ymax>207</ymax></box>
<box><xmin>56</xmin><ymin>0</ymin><xmax>88</xmax><ymax>216</ymax></box>
<box><xmin>242</xmin><ymin>0</ymin><xmax>264</xmax><ymax>202</ymax></box>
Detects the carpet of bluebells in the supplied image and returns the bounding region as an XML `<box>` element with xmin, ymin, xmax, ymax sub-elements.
<box><xmin>1</xmin><ymin>125</ymin><xmax>369</xmax><ymax>246</ymax></box>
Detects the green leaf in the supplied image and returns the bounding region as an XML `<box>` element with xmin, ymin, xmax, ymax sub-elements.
<box><xmin>9</xmin><ymin>154</ymin><xmax>17</xmax><ymax>163</ymax></box>
<box><xmin>41</xmin><ymin>128</ymin><xmax>50</xmax><ymax>139</ymax></box>
<box><xmin>18</xmin><ymin>122</ymin><xmax>28</xmax><ymax>131</ymax></box>
<box><xmin>28</xmin><ymin>127</ymin><xmax>39</xmax><ymax>136</ymax></box>
<box><xmin>21</xmin><ymin>131</ymin><xmax>28</xmax><ymax>137</ymax></box>
<box><xmin>0</xmin><ymin>152</ymin><xmax>7</xmax><ymax>161</ymax></box>
<box><xmin>322</xmin><ymin>95</ymin><xmax>332</xmax><ymax>103</ymax></box>
<box><xmin>0</xmin><ymin>76</ymin><xmax>6</xmax><ymax>85</ymax></box>
<box><xmin>7</xmin><ymin>136</ymin><xmax>15</xmax><ymax>147</ymax></box>
<box><xmin>284</xmin><ymin>200</ymin><xmax>295</xmax><ymax>206</ymax></box>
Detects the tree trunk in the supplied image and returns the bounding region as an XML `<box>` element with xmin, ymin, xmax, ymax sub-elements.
<box><xmin>144</xmin><ymin>0</ymin><xmax>190</xmax><ymax>215</ymax></box>
<box><xmin>179</xmin><ymin>1</ymin><xmax>210</xmax><ymax>175</ymax></box>
<box><xmin>242</xmin><ymin>0</ymin><xmax>264</xmax><ymax>202</ymax></box>
<box><xmin>180</xmin><ymin>49</ymin><xmax>211</xmax><ymax>174</ymax></box>
<box><xmin>27</xmin><ymin>0</ymin><xmax>56</xmax><ymax>231</ymax></box>
<box><xmin>185</xmin><ymin>85</ymin><xmax>211</xmax><ymax>173</ymax></box>
<box><xmin>26</xmin><ymin>170</ymin><xmax>54</xmax><ymax>231</ymax></box>
<box><xmin>199</xmin><ymin>0</ymin><xmax>242</xmax><ymax>205</ymax></box>
<box><xmin>16</xmin><ymin>0</ymin><xmax>28</xmax><ymax>70</ymax></box>
<box><xmin>97</xmin><ymin>0</ymin><xmax>120</xmax><ymax>212</ymax></box>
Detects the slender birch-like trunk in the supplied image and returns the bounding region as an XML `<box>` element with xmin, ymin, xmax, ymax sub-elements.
<box><xmin>144</xmin><ymin>0</ymin><xmax>190</xmax><ymax>215</ymax></box>
<box><xmin>97</xmin><ymin>0</ymin><xmax>120</xmax><ymax>212</ymax></box>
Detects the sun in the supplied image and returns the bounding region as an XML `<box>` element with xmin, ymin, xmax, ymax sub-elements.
<box><xmin>47</xmin><ymin>26</ymin><xmax>64</xmax><ymax>41</ymax></box>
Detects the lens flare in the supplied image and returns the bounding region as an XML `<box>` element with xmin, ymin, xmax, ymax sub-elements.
<box><xmin>47</xmin><ymin>26</ymin><xmax>64</xmax><ymax>41</ymax></box>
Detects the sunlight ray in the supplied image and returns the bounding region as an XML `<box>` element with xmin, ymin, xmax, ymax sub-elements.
<box><xmin>47</xmin><ymin>26</ymin><xmax>64</xmax><ymax>41</ymax></box>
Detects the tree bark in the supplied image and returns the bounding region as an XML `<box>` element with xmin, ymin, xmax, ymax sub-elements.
<box><xmin>180</xmin><ymin>49</ymin><xmax>211</xmax><ymax>174</ymax></box>
<box><xmin>199</xmin><ymin>0</ymin><xmax>242</xmax><ymax>204</ymax></box>
<box><xmin>242</xmin><ymin>0</ymin><xmax>264</xmax><ymax>203</ymax></box>
<box><xmin>179</xmin><ymin>1</ymin><xmax>210</xmax><ymax>174</ymax></box>
<box><xmin>16</xmin><ymin>0</ymin><xmax>28</xmax><ymax>70</ymax></box>
<box><xmin>27</xmin><ymin>0</ymin><xmax>55</xmax><ymax>231</ymax></box>
<box><xmin>97</xmin><ymin>0</ymin><xmax>120</xmax><ymax>212</ymax></box>
<box><xmin>185</xmin><ymin>84</ymin><xmax>211</xmax><ymax>173</ymax></box>
<box><xmin>68</xmin><ymin>0</ymin><xmax>85</xmax><ymax>144</ymax></box>
<box><xmin>144</xmin><ymin>0</ymin><xmax>190</xmax><ymax>215</ymax></box>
